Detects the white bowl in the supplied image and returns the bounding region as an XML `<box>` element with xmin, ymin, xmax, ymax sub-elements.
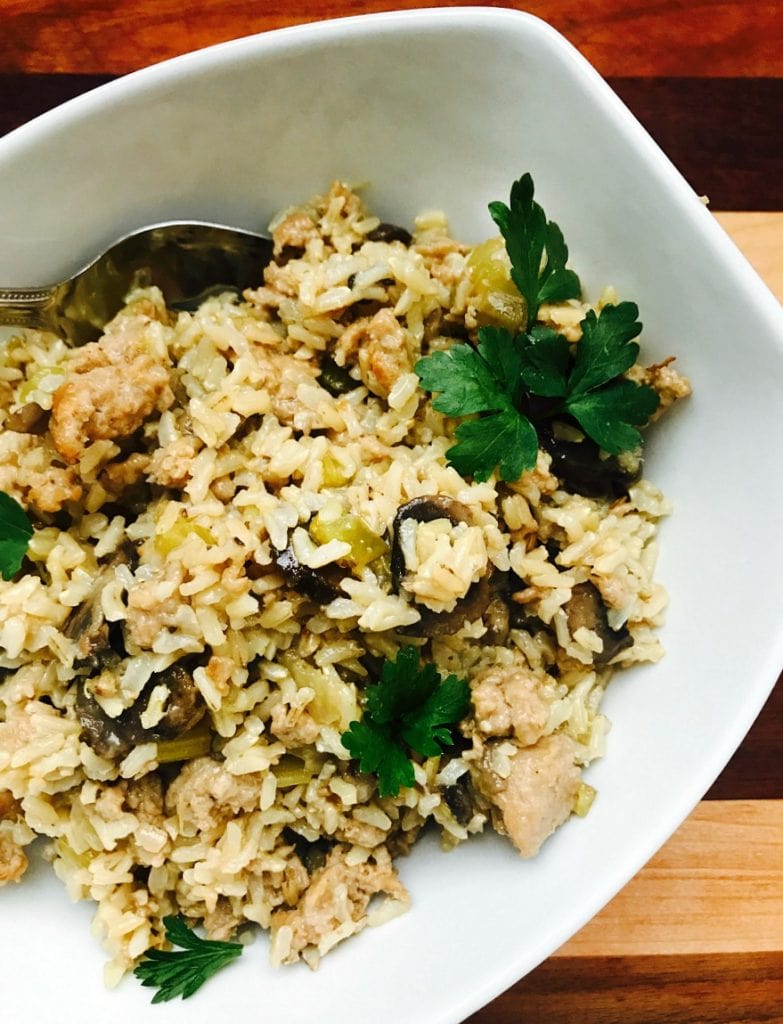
<box><xmin>3</xmin><ymin>8</ymin><xmax>783</xmax><ymax>1024</ymax></box>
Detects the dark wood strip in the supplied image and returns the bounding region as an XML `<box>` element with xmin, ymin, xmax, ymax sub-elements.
<box><xmin>0</xmin><ymin>73</ymin><xmax>114</xmax><ymax>139</ymax></box>
<box><xmin>611</xmin><ymin>78</ymin><xmax>783</xmax><ymax>211</ymax></box>
<box><xmin>2</xmin><ymin>75</ymin><xmax>783</xmax><ymax>211</ymax></box>
<box><xmin>705</xmin><ymin>677</ymin><xmax>783</xmax><ymax>800</ymax></box>
<box><xmin>1</xmin><ymin>0</ymin><xmax>782</xmax><ymax>77</ymax></box>
<box><xmin>466</xmin><ymin>953</ymin><xmax>783</xmax><ymax>1024</ymax></box>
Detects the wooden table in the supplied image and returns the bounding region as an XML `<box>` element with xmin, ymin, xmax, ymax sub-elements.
<box><xmin>2</xmin><ymin>3</ymin><xmax>781</xmax><ymax>1020</ymax></box>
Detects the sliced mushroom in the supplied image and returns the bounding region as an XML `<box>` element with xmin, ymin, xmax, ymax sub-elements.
<box><xmin>400</xmin><ymin>576</ymin><xmax>494</xmax><ymax>638</ymax></box>
<box><xmin>442</xmin><ymin>773</ymin><xmax>474</xmax><ymax>826</ymax></box>
<box><xmin>282</xmin><ymin>827</ymin><xmax>335</xmax><ymax>874</ymax></box>
<box><xmin>390</xmin><ymin>495</ymin><xmax>472</xmax><ymax>590</ymax></box>
<box><xmin>76</xmin><ymin>661</ymin><xmax>206</xmax><ymax>760</ymax></box>
<box><xmin>541</xmin><ymin>431</ymin><xmax>641</xmax><ymax>499</ymax></box>
<box><xmin>64</xmin><ymin>544</ymin><xmax>136</xmax><ymax>672</ymax></box>
<box><xmin>565</xmin><ymin>581</ymin><xmax>632</xmax><ymax>665</ymax></box>
<box><xmin>365</xmin><ymin>222</ymin><xmax>413</xmax><ymax>246</ymax></box>
<box><xmin>5</xmin><ymin>402</ymin><xmax>49</xmax><ymax>434</ymax></box>
<box><xmin>273</xmin><ymin>545</ymin><xmax>344</xmax><ymax>604</ymax></box>
<box><xmin>390</xmin><ymin>496</ymin><xmax>492</xmax><ymax>637</ymax></box>
<box><xmin>64</xmin><ymin>598</ymin><xmax>114</xmax><ymax>673</ymax></box>
<box><xmin>317</xmin><ymin>354</ymin><xmax>361</xmax><ymax>397</ymax></box>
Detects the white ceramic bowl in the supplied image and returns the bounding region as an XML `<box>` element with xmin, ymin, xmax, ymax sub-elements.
<box><xmin>3</xmin><ymin>9</ymin><xmax>783</xmax><ymax>1024</ymax></box>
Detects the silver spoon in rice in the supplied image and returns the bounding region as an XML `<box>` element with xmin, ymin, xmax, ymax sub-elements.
<box><xmin>0</xmin><ymin>222</ymin><xmax>274</xmax><ymax>345</ymax></box>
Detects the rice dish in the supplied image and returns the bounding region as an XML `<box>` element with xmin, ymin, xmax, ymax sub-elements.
<box><xmin>0</xmin><ymin>181</ymin><xmax>690</xmax><ymax>984</ymax></box>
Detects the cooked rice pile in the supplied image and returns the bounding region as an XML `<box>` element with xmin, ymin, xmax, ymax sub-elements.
<box><xmin>0</xmin><ymin>182</ymin><xmax>690</xmax><ymax>979</ymax></box>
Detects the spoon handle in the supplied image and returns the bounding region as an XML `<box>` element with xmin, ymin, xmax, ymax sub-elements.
<box><xmin>0</xmin><ymin>285</ymin><xmax>57</xmax><ymax>331</ymax></box>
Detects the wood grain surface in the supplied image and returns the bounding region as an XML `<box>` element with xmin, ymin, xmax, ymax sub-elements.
<box><xmin>1</xmin><ymin>0</ymin><xmax>781</xmax><ymax>76</ymax></box>
<box><xmin>1</xmin><ymin>2</ymin><xmax>781</xmax><ymax>1022</ymax></box>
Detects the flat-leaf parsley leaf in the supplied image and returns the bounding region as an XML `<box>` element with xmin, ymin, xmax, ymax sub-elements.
<box><xmin>341</xmin><ymin>646</ymin><xmax>471</xmax><ymax>797</ymax></box>
<box><xmin>415</xmin><ymin>172</ymin><xmax>661</xmax><ymax>484</ymax></box>
<box><xmin>415</xmin><ymin>327</ymin><xmax>538</xmax><ymax>482</ymax></box>
<box><xmin>488</xmin><ymin>172</ymin><xmax>581</xmax><ymax>326</ymax></box>
<box><xmin>0</xmin><ymin>491</ymin><xmax>33</xmax><ymax>581</ymax></box>
<box><xmin>134</xmin><ymin>915</ymin><xmax>244</xmax><ymax>1003</ymax></box>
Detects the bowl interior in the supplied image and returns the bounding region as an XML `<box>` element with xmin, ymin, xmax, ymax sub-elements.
<box><xmin>3</xmin><ymin>9</ymin><xmax>783</xmax><ymax>1024</ymax></box>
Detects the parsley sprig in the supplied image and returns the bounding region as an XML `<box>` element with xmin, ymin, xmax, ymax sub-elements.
<box><xmin>488</xmin><ymin>171</ymin><xmax>581</xmax><ymax>327</ymax></box>
<box><xmin>415</xmin><ymin>173</ymin><xmax>660</xmax><ymax>483</ymax></box>
<box><xmin>134</xmin><ymin>915</ymin><xmax>244</xmax><ymax>1003</ymax></box>
<box><xmin>341</xmin><ymin>646</ymin><xmax>471</xmax><ymax>797</ymax></box>
<box><xmin>0</xmin><ymin>491</ymin><xmax>33</xmax><ymax>581</ymax></box>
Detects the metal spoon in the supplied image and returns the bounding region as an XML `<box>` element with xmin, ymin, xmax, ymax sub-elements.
<box><xmin>0</xmin><ymin>222</ymin><xmax>274</xmax><ymax>345</ymax></box>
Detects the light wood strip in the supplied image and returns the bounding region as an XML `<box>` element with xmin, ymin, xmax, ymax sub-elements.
<box><xmin>554</xmin><ymin>800</ymin><xmax>783</xmax><ymax>957</ymax></box>
<box><xmin>716</xmin><ymin>211</ymin><xmax>783</xmax><ymax>302</ymax></box>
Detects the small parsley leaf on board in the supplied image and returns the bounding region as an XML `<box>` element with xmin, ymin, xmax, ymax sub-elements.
<box><xmin>488</xmin><ymin>172</ymin><xmax>581</xmax><ymax>326</ymax></box>
<box><xmin>0</xmin><ymin>492</ymin><xmax>33</xmax><ymax>581</ymax></box>
<box><xmin>341</xmin><ymin>646</ymin><xmax>471</xmax><ymax>798</ymax></box>
<box><xmin>133</xmin><ymin>915</ymin><xmax>244</xmax><ymax>1003</ymax></box>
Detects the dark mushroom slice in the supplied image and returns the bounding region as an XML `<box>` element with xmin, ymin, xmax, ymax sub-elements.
<box><xmin>75</xmin><ymin>685</ymin><xmax>133</xmax><ymax>760</ymax></box>
<box><xmin>337</xmin><ymin>298</ymin><xmax>385</xmax><ymax>325</ymax></box>
<box><xmin>389</xmin><ymin>495</ymin><xmax>493</xmax><ymax>638</ymax></box>
<box><xmin>390</xmin><ymin>495</ymin><xmax>472</xmax><ymax>591</ymax></box>
<box><xmin>282</xmin><ymin>827</ymin><xmax>335</xmax><ymax>874</ymax></box>
<box><xmin>5</xmin><ymin>402</ymin><xmax>49</xmax><ymax>434</ymax></box>
<box><xmin>540</xmin><ymin>429</ymin><xmax>641</xmax><ymax>499</ymax></box>
<box><xmin>365</xmin><ymin>222</ymin><xmax>413</xmax><ymax>246</ymax></box>
<box><xmin>565</xmin><ymin>581</ymin><xmax>632</xmax><ymax>665</ymax></box>
<box><xmin>76</xmin><ymin>660</ymin><xmax>207</xmax><ymax>760</ymax></box>
<box><xmin>399</xmin><ymin>576</ymin><xmax>493</xmax><ymax>638</ymax></box>
<box><xmin>442</xmin><ymin>772</ymin><xmax>474</xmax><ymax>826</ymax></box>
<box><xmin>64</xmin><ymin>599</ymin><xmax>113</xmax><ymax>673</ymax></box>
<box><xmin>273</xmin><ymin>545</ymin><xmax>344</xmax><ymax>604</ymax></box>
<box><xmin>152</xmin><ymin>662</ymin><xmax>207</xmax><ymax>739</ymax></box>
<box><xmin>64</xmin><ymin>545</ymin><xmax>136</xmax><ymax>672</ymax></box>
<box><xmin>317</xmin><ymin>355</ymin><xmax>361</xmax><ymax>397</ymax></box>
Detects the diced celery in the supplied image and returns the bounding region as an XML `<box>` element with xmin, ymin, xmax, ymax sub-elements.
<box><xmin>154</xmin><ymin>516</ymin><xmax>216</xmax><ymax>556</ymax></box>
<box><xmin>155</xmin><ymin>718</ymin><xmax>213</xmax><ymax>764</ymax></box>
<box><xmin>467</xmin><ymin>237</ymin><xmax>526</xmax><ymax>331</ymax></box>
<box><xmin>573</xmin><ymin>782</ymin><xmax>597</xmax><ymax>817</ymax></box>
<box><xmin>309</xmin><ymin>511</ymin><xmax>388</xmax><ymax>569</ymax></box>
<box><xmin>281</xmin><ymin>653</ymin><xmax>359</xmax><ymax>730</ymax></box>
<box><xmin>273</xmin><ymin>749</ymin><xmax>327</xmax><ymax>788</ymax></box>
<box><xmin>322</xmin><ymin>451</ymin><xmax>354</xmax><ymax>488</ymax></box>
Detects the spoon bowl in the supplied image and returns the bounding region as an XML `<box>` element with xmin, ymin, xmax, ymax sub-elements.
<box><xmin>0</xmin><ymin>221</ymin><xmax>273</xmax><ymax>344</ymax></box>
